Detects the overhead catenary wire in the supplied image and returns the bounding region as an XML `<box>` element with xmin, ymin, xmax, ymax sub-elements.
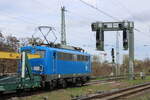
<box><xmin>0</xmin><ymin>12</ymin><xmax>38</xmax><ymax>26</ymax></box>
<box><xmin>2</xmin><ymin>0</ymin><xmax>150</xmax><ymax>50</ymax></box>
<box><xmin>58</xmin><ymin>0</ymin><xmax>63</xmax><ymax>7</ymax></box>
<box><xmin>32</xmin><ymin>0</ymin><xmax>90</xmax><ymax>45</ymax></box>
<box><xmin>79</xmin><ymin>0</ymin><xmax>120</xmax><ymax>21</ymax></box>
<box><xmin>67</xmin><ymin>10</ymin><xmax>97</xmax><ymax>22</ymax></box>
<box><xmin>115</xmin><ymin>0</ymin><xmax>144</xmax><ymax>22</ymax></box>
<box><xmin>113</xmin><ymin>0</ymin><xmax>150</xmax><ymax>34</ymax></box>
<box><xmin>33</xmin><ymin>0</ymin><xmax>148</xmax><ymax>43</ymax></box>
<box><xmin>111</xmin><ymin>0</ymin><xmax>135</xmax><ymax>19</ymax></box>
<box><xmin>0</xmin><ymin>0</ymin><xmax>65</xmax><ymax>27</ymax></box>
<box><xmin>59</xmin><ymin>0</ymin><xmax>150</xmax><ymax>47</ymax></box>
<box><xmin>78</xmin><ymin>0</ymin><xmax>149</xmax><ymax>34</ymax></box>
<box><xmin>34</xmin><ymin>0</ymin><xmax>150</xmax><ymax>39</ymax></box>
<box><xmin>135</xmin><ymin>30</ymin><xmax>150</xmax><ymax>39</ymax></box>
<box><xmin>77</xmin><ymin>0</ymin><xmax>150</xmax><ymax>62</ymax></box>
<box><xmin>0</xmin><ymin>3</ymin><xmax>48</xmax><ymax>26</ymax></box>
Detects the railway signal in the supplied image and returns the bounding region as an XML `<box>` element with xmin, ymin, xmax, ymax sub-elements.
<box><xmin>111</xmin><ymin>48</ymin><xmax>115</xmax><ymax>63</ymax></box>
<box><xmin>95</xmin><ymin>30</ymin><xmax>104</xmax><ymax>51</ymax></box>
<box><xmin>123</xmin><ymin>29</ymin><xmax>128</xmax><ymax>50</ymax></box>
<box><xmin>91</xmin><ymin>21</ymin><xmax>135</xmax><ymax>80</ymax></box>
<box><xmin>91</xmin><ymin>21</ymin><xmax>134</xmax><ymax>51</ymax></box>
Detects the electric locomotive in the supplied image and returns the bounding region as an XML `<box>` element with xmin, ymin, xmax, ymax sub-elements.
<box><xmin>21</xmin><ymin>44</ymin><xmax>91</xmax><ymax>89</ymax></box>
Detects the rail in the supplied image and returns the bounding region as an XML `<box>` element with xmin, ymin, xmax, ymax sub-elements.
<box><xmin>72</xmin><ymin>82</ymin><xmax>150</xmax><ymax>100</ymax></box>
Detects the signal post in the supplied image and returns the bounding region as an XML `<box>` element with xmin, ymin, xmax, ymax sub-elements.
<box><xmin>91</xmin><ymin>21</ymin><xmax>134</xmax><ymax>80</ymax></box>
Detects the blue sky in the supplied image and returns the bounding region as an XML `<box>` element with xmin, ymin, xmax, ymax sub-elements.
<box><xmin>0</xmin><ymin>0</ymin><xmax>150</xmax><ymax>61</ymax></box>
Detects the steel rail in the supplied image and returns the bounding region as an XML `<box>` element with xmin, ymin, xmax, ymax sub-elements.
<box><xmin>72</xmin><ymin>82</ymin><xmax>150</xmax><ymax>100</ymax></box>
<box><xmin>85</xmin><ymin>76</ymin><xmax>126</xmax><ymax>86</ymax></box>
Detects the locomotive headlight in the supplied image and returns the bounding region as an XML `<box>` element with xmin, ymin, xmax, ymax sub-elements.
<box><xmin>33</xmin><ymin>65</ymin><xmax>43</xmax><ymax>71</ymax></box>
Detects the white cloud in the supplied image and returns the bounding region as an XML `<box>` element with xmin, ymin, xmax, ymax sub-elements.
<box><xmin>0</xmin><ymin>0</ymin><xmax>150</xmax><ymax>60</ymax></box>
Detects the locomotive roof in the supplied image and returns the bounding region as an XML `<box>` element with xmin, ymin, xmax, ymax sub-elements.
<box><xmin>21</xmin><ymin>46</ymin><xmax>90</xmax><ymax>56</ymax></box>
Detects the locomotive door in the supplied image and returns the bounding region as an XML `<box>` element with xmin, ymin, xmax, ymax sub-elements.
<box><xmin>52</xmin><ymin>52</ymin><xmax>56</xmax><ymax>74</ymax></box>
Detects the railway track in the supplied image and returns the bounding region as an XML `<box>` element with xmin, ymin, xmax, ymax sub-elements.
<box><xmin>72</xmin><ymin>82</ymin><xmax>150</xmax><ymax>100</ymax></box>
<box><xmin>85</xmin><ymin>76</ymin><xmax>126</xmax><ymax>86</ymax></box>
<box><xmin>0</xmin><ymin>76</ymin><xmax>139</xmax><ymax>100</ymax></box>
<box><xmin>0</xmin><ymin>76</ymin><xmax>125</xmax><ymax>100</ymax></box>
<box><xmin>0</xmin><ymin>88</ymin><xmax>50</xmax><ymax>100</ymax></box>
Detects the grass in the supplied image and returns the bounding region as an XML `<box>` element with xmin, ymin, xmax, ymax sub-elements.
<box><xmin>122</xmin><ymin>76</ymin><xmax>150</xmax><ymax>85</ymax></box>
<box><xmin>8</xmin><ymin>76</ymin><xmax>150</xmax><ymax>100</ymax></box>
<box><xmin>19</xmin><ymin>84</ymin><xmax>112</xmax><ymax>100</ymax></box>
<box><xmin>129</xmin><ymin>95</ymin><xmax>150</xmax><ymax>100</ymax></box>
<box><xmin>128</xmin><ymin>90</ymin><xmax>150</xmax><ymax>100</ymax></box>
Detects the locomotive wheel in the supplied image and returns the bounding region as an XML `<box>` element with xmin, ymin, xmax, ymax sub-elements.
<box><xmin>49</xmin><ymin>81</ymin><xmax>54</xmax><ymax>90</ymax></box>
<box><xmin>76</xmin><ymin>78</ymin><xmax>82</xmax><ymax>87</ymax></box>
<box><xmin>45</xmin><ymin>82</ymin><xmax>51</xmax><ymax>91</ymax></box>
<box><xmin>53</xmin><ymin>80</ymin><xmax>57</xmax><ymax>89</ymax></box>
<box><xmin>70</xmin><ymin>78</ymin><xmax>76</xmax><ymax>87</ymax></box>
<box><xmin>62</xmin><ymin>80</ymin><xmax>67</xmax><ymax>88</ymax></box>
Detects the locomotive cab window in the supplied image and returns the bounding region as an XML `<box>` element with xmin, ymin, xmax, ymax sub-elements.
<box><xmin>35</xmin><ymin>50</ymin><xmax>45</xmax><ymax>58</ymax></box>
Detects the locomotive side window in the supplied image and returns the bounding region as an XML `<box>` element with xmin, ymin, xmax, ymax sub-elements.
<box><xmin>57</xmin><ymin>52</ymin><xmax>89</xmax><ymax>61</ymax></box>
<box><xmin>35</xmin><ymin>50</ymin><xmax>45</xmax><ymax>58</ymax></box>
<box><xmin>77</xmin><ymin>55</ymin><xmax>81</xmax><ymax>61</ymax></box>
<box><xmin>85</xmin><ymin>56</ymin><xmax>89</xmax><ymax>61</ymax></box>
<box><xmin>73</xmin><ymin>54</ymin><xmax>77</xmax><ymax>61</ymax></box>
<box><xmin>77</xmin><ymin>55</ymin><xmax>88</xmax><ymax>61</ymax></box>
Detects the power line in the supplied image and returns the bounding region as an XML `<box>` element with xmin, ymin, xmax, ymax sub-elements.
<box><xmin>58</xmin><ymin>0</ymin><xmax>63</xmax><ymax>7</ymax></box>
<box><xmin>79</xmin><ymin>0</ymin><xmax>120</xmax><ymax>21</ymax></box>
<box><xmin>114</xmin><ymin>0</ymin><xmax>135</xmax><ymax>19</ymax></box>
<box><xmin>79</xmin><ymin>0</ymin><xmax>150</xmax><ymax>38</ymax></box>
<box><xmin>0</xmin><ymin>2</ymin><xmax>49</xmax><ymax>26</ymax></box>
<box><xmin>67</xmin><ymin>10</ymin><xmax>97</xmax><ymax>23</ymax></box>
<box><xmin>0</xmin><ymin>13</ymin><xmax>37</xmax><ymax>25</ymax></box>
<box><xmin>76</xmin><ymin>0</ymin><xmax>150</xmax><ymax>49</ymax></box>
<box><xmin>136</xmin><ymin>30</ymin><xmax>150</xmax><ymax>38</ymax></box>
<box><xmin>114</xmin><ymin>0</ymin><xmax>150</xmax><ymax>32</ymax></box>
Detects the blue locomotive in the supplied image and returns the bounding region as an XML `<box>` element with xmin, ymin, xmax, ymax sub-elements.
<box><xmin>21</xmin><ymin>45</ymin><xmax>91</xmax><ymax>89</ymax></box>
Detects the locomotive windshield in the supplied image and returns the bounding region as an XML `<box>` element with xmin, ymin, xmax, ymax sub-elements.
<box><xmin>35</xmin><ymin>50</ymin><xmax>45</xmax><ymax>58</ymax></box>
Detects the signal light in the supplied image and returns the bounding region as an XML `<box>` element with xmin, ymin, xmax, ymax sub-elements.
<box><xmin>96</xmin><ymin>30</ymin><xmax>104</xmax><ymax>51</ymax></box>
<box><xmin>111</xmin><ymin>48</ymin><xmax>114</xmax><ymax>57</ymax></box>
<box><xmin>111</xmin><ymin>48</ymin><xmax>115</xmax><ymax>62</ymax></box>
<box><xmin>119</xmin><ymin>23</ymin><xmax>123</xmax><ymax>29</ymax></box>
<box><xmin>123</xmin><ymin>29</ymin><xmax>128</xmax><ymax>50</ymax></box>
